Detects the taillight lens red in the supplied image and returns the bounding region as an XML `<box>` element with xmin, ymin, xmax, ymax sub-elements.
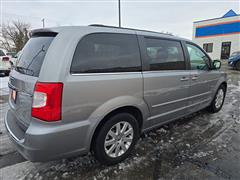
<box><xmin>32</xmin><ymin>82</ymin><xmax>63</xmax><ymax>121</ymax></box>
<box><xmin>2</xmin><ymin>57</ymin><xmax>9</xmax><ymax>61</ymax></box>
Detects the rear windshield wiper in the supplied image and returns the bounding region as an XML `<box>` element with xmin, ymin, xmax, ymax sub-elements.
<box><xmin>26</xmin><ymin>45</ymin><xmax>45</xmax><ymax>69</ymax></box>
<box><xmin>15</xmin><ymin>66</ymin><xmax>34</xmax><ymax>76</ymax></box>
<box><xmin>15</xmin><ymin>45</ymin><xmax>45</xmax><ymax>76</ymax></box>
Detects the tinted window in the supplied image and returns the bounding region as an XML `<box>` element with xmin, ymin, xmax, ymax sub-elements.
<box><xmin>144</xmin><ymin>38</ymin><xmax>185</xmax><ymax>70</ymax></box>
<box><xmin>16</xmin><ymin>36</ymin><xmax>55</xmax><ymax>77</ymax></box>
<box><xmin>71</xmin><ymin>33</ymin><xmax>141</xmax><ymax>73</ymax></box>
<box><xmin>203</xmin><ymin>43</ymin><xmax>213</xmax><ymax>53</ymax></box>
<box><xmin>186</xmin><ymin>43</ymin><xmax>210</xmax><ymax>70</ymax></box>
<box><xmin>0</xmin><ymin>50</ymin><xmax>5</xmax><ymax>56</ymax></box>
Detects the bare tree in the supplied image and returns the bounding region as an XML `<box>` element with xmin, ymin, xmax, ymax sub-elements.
<box><xmin>0</xmin><ymin>21</ymin><xmax>30</xmax><ymax>52</ymax></box>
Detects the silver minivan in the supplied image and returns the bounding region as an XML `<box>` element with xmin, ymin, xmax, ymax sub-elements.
<box><xmin>5</xmin><ymin>25</ymin><xmax>227</xmax><ymax>165</ymax></box>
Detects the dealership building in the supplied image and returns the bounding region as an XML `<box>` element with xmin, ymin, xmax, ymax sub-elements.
<box><xmin>192</xmin><ymin>9</ymin><xmax>240</xmax><ymax>60</ymax></box>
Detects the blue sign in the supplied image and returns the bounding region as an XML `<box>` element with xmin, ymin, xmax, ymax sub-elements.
<box><xmin>196</xmin><ymin>21</ymin><xmax>240</xmax><ymax>38</ymax></box>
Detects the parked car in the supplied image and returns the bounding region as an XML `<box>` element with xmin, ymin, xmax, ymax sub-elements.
<box><xmin>9</xmin><ymin>51</ymin><xmax>22</xmax><ymax>66</ymax></box>
<box><xmin>5</xmin><ymin>25</ymin><xmax>227</xmax><ymax>165</ymax></box>
<box><xmin>6</xmin><ymin>52</ymin><xmax>17</xmax><ymax>66</ymax></box>
<box><xmin>228</xmin><ymin>51</ymin><xmax>240</xmax><ymax>70</ymax></box>
<box><xmin>0</xmin><ymin>49</ymin><xmax>11</xmax><ymax>76</ymax></box>
<box><xmin>6</xmin><ymin>52</ymin><xmax>17</xmax><ymax>58</ymax></box>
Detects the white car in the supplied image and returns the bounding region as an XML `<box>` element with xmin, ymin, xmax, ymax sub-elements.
<box><xmin>0</xmin><ymin>49</ymin><xmax>11</xmax><ymax>76</ymax></box>
<box><xmin>9</xmin><ymin>50</ymin><xmax>21</xmax><ymax>66</ymax></box>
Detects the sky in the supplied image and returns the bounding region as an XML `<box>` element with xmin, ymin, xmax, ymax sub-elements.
<box><xmin>1</xmin><ymin>0</ymin><xmax>239</xmax><ymax>39</ymax></box>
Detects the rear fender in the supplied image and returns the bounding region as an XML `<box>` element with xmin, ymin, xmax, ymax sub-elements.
<box><xmin>86</xmin><ymin>96</ymin><xmax>149</xmax><ymax>150</ymax></box>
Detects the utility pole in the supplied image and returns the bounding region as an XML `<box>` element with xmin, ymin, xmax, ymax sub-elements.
<box><xmin>118</xmin><ymin>0</ymin><xmax>121</xmax><ymax>27</ymax></box>
<box><xmin>41</xmin><ymin>18</ymin><xmax>45</xmax><ymax>28</ymax></box>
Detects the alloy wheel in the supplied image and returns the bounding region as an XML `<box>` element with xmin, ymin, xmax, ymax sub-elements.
<box><xmin>215</xmin><ymin>89</ymin><xmax>224</xmax><ymax>109</ymax></box>
<box><xmin>104</xmin><ymin>121</ymin><xmax>134</xmax><ymax>158</ymax></box>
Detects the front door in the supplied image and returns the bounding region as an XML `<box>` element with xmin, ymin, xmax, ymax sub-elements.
<box><xmin>141</xmin><ymin>36</ymin><xmax>190</xmax><ymax>128</ymax></box>
<box><xmin>221</xmin><ymin>42</ymin><xmax>231</xmax><ymax>59</ymax></box>
<box><xmin>185</xmin><ymin>43</ymin><xmax>219</xmax><ymax>113</ymax></box>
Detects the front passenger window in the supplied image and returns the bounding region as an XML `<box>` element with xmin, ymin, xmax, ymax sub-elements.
<box><xmin>186</xmin><ymin>43</ymin><xmax>210</xmax><ymax>70</ymax></box>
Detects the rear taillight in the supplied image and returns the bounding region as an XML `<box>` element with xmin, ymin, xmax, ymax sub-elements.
<box><xmin>32</xmin><ymin>82</ymin><xmax>63</xmax><ymax>121</ymax></box>
<box><xmin>2</xmin><ymin>57</ymin><xmax>9</xmax><ymax>61</ymax></box>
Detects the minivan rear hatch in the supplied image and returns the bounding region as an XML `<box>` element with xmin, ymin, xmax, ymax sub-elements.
<box><xmin>9</xmin><ymin>31</ymin><xmax>57</xmax><ymax>130</ymax></box>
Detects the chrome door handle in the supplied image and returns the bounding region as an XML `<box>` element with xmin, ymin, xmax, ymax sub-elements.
<box><xmin>180</xmin><ymin>77</ymin><xmax>189</xmax><ymax>81</ymax></box>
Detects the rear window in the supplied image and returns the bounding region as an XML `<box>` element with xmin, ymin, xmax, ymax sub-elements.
<box><xmin>0</xmin><ymin>50</ymin><xmax>5</xmax><ymax>56</ymax></box>
<box><xmin>15</xmin><ymin>35</ymin><xmax>55</xmax><ymax>77</ymax></box>
<box><xmin>71</xmin><ymin>33</ymin><xmax>141</xmax><ymax>73</ymax></box>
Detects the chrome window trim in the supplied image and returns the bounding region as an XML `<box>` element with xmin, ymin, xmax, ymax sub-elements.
<box><xmin>152</xmin><ymin>91</ymin><xmax>211</xmax><ymax>108</ymax></box>
<box><xmin>71</xmin><ymin>72</ymin><xmax>142</xmax><ymax>76</ymax></box>
<box><xmin>148</xmin><ymin>97</ymin><xmax>211</xmax><ymax>121</ymax></box>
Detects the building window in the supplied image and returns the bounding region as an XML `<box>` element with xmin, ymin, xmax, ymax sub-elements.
<box><xmin>203</xmin><ymin>43</ymin><xmax>213</xmax><ymax>53</ymax></box>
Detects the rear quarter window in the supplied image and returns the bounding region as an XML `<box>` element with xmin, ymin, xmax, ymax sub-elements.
<box><xmin>71</xmin><ymin>33</ymin><xmax>141</xmax><ymax>73</ymax></box>
<box><xmin>16</xmin><ymin>35</ymin><xmax>55</xmax><ymax>77</ymax></box>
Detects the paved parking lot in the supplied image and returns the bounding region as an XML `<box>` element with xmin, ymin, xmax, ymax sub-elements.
<box><xmin>0</xmin><ymin>62</ymin><xmax>239</xmax><ymax>180</ymax></box>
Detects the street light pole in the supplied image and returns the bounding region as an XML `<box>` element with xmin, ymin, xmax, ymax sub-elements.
<box><xmin>118</xmin><ymin>0</ymin><xmax>121</xmax><ymax>27</ymax></box>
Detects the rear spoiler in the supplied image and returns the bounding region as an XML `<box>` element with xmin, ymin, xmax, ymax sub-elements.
<box><xmin>30</xmin><ymin>29</ymin><xmax>58</xmax><ymax>37</ymax></box>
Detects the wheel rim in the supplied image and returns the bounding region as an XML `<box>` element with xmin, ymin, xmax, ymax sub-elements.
<box><xmin>104</xmin><ymin>121</ymin><xmax>134</xmax><ymax>158</ymax></box>
<box><xmin>215</xmin><ymin>89</ymin><xmax>224</xmax><ymax>109</ymax></box>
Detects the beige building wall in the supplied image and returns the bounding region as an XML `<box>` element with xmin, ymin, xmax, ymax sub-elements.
<box><xmin>192</xmin><ymin>15</ymin><xmax>240</xmax><ymax>60</ymax></box>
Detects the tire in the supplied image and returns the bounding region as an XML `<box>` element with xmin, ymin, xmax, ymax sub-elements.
<box><xmin>92</xmin><ymin>113</ymin><xmax>139</xmax><ymax>165</ymax></box>
<box><xmin>208</xmin><ymin>84</ymin><xmax>226</xmax><ymax>113</ymax></box>
<box><xmin>236</xmin><ymin>61</ymin><xmax>240</xmax><ymax>71</ymax></box>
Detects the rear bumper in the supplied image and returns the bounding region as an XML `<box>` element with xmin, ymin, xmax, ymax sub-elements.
<box><xmin>4</xmin><ymin>109</ymin><xmax>91</xmax><ymax>162</ymax></box>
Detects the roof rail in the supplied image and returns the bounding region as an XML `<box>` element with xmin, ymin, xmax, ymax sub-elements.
<box><xmin>89</xmin><ymin>24</ymin><xmax>174</xmax><ymax>36</ymax></box>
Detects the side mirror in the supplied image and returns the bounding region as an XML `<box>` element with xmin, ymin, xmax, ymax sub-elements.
<box><xmin>212</xmin><ymin>60</ymin><xmax>221</xmax><ymax>70</ymax></box>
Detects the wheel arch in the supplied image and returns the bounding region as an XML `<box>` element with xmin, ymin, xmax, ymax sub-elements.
<box><xmin>90</xmin><ymin>105</ymin><xmax>144</xmax><ymax>151</ymax></box>
<box><xmin>211</xmin><ymin>79</ymin><xmax>227</xmax><ymax>104</ymax></box>
<box><xmin>212</xmin><ymin>72</ymin><xmax>227</xmax><ymax>97</ymax></box>
<box><xmin>221</xmin><ymin>81</ymin><xmax>227</xmax><ymax>91</ymax></box>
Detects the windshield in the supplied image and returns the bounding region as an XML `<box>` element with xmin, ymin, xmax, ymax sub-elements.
<box><xmin>0</xmin><ymin>50</ymin><xmax>5</xmax><ymax>56</ymax></box>
<box><xmin>16</xmin><ymin>36</ymin><xmax>55</xmax><ymax>77</ymax></box>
